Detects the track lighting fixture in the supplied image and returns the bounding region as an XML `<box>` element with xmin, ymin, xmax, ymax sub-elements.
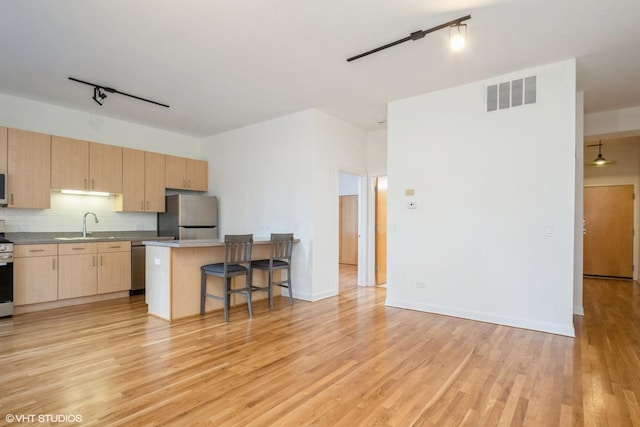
<box><xmin>449</xmin><ymin>23</ymin><xmax>467</xmax><ymax>52</ymax></box>
<box><xmin>93</xmin><ymin>87</ymin><xmax>107</xmax><ymax>105</ymax></box>
<box><xmin>69</xmin><ymin>77</ymin><xmax>170</xmax><ymax>108</ymax></box>
<box><xmin>347</xmin><ymin>15</ymin><xmax>471</xmax><ymax>62</ymax></box>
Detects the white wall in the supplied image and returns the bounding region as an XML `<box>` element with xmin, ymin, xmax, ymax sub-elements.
<box><xmin>339</xmin><ymin>172</ymin><xmax>358</xmax><ymax>195</ymax></box>
<box><xmin>0</xmin><ymin>92</ymin><xmax>200</xmax><ymax>232</ymax></box>
<box><xmin>386</xmin><ymin>59</ymin><xmax>577</xmax><ymax>336</ymax></box>
<box><xmin>367</xmin><ymin>129</ymin><xmax>387</xmax><ymax>176</ymax></box>
<box><xmin>201</xmin><ymin>109</ymin><xmax>367</xmax><ymax>301</ymax></box>
<box><xmin>585</xmin><ymin>106</ymin><xmax>640</xmax><ymax>137</ymax></box>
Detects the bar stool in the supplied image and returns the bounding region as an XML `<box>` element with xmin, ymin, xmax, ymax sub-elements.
<box><xmin>251</xmin><ymin>233</ymin><xmax>294</xmax><ymax>309</ymax></box>
<box><xmin>200</xmin><ymin>234</ymin><xmax>253</xmax><ymax>322</ymax></box>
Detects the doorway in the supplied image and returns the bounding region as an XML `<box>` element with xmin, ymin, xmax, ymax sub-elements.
<box><xmin>338</xmin><ymin>171</ymin><xmax>361</xmax><ymax>290</ymax></box>
<box><xmin>375</xmin><ymin>176</ymin><xmax>387</xmax><ymax>285</ymax></box>
<box><xmin>584</xmin><ymin>185</ymin><xmax>634</xmax><ymax>279</ymax></box>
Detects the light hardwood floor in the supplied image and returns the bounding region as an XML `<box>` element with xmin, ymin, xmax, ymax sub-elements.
<box><xmin>0</xmin><ymin>268</ymin><xmax>638</xmax><ymax>426</ymax></box>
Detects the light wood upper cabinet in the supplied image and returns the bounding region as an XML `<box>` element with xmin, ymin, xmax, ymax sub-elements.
<box><xmin>90</xmin><ymin>142</ymin><xmax>122</xmax><ymax>193</ymax></box>
<box><xmin>0</xmin><ymin>127</ymin><xmax>7</xmax><ymax>174</ymax></box>
<box><xmin>51</xmin><ymin>136</ymin><xmax>90</xmax><ymax>190</ymax></box>
<box><xmin>7</xmin><ymin>128</ymin><xmax>51</xmax><ymax>209</ymax></box>
<box><xmin>116</xmin><ymin>149</ymin><xmax>165</xmax><ymax>212</ymax></box>
<box><xmin>165</xmin><ymin>155</ymin><xmax>208</xmax><ymax>191</ymax></box>
<box><xmin>117</xmin><ymin>148</ymin><xmax>145</xmax><ymax>212</ymax></box>
<box><xmin>14</xmin><ymin>244</ymin><xmax>58</xmax><ymax>306</ymax></box>
<box><xmin>165</xmin><ymin>155</ymin><xmax>187</xmax><ymax>189</ymax></box>
<box><xmin>187</xmin><ymin>158</ymin><xmax>208</xmax><ymax>191</ymax></box>
<box><xmin>145</xmin><ymin>151</ymin><xmax>166</xmax><ymax>211</ymax></box>
<box><xmin>51</xmin><ymin>138</ymin><xmax>122</xmax><ymax>193</ymax></box>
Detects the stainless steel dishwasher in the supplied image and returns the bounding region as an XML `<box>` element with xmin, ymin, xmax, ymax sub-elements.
<box><xmin>130</xmin><ymin>237</ymin><xmax>174</xmax><ymax>295</ymax></box>
<box><xmin>130</xmin><ymin>241</ymin><xmax>146</xmax><ymax>295</ymax></box>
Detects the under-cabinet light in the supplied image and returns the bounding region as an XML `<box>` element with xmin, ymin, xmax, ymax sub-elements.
<box><xmin>61</xmin><ymin>189</ymin><xmax>110</xmax><ymax>197</ymax></box>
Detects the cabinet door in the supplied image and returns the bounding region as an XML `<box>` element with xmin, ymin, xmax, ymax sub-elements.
<box><xmin>51</xmin><ymin>136</ymin><xmax>90</xmax><ymax>190</ymax></box>
<box><xmin>7</xmin><ymin>128</ymin><xmax>51</xmax><ymax>208</ymax></box>
<box><xmin>165</xmin><ymin>155</ymin><xmax>187</xmax><ymax>189</ymax></box>
<box><xmin>186</xmin><ymin>159</ymin><xmax>208</xmax><ymax>191</ymax></box>
<box><xmin>145</xmin><ymin>151</ymin><xmax>165</xmax><ymax>212</ymax></box>
<box><xmin>119</xmin><ymin>148</ymin><xmax>145</xmax><ymax>212</ymax></box>
<box><xmin>58</xmin><ymin>254</ymin><xmax>98</xmax><ymax>299</ymax></box>
<box><xmin>14</xmin><ymin>256</ymin><xmax>58</xmax><ymax>305</ymax></box>
<box><xmin>97</xmin><ymin>251</ymin><xmax>131</xmax><ymax>294</ymax></box>
<box><xmin>0</xmin><ymin>127</ymin><xmax>7</xmax><ymax>174</ymax></box>
<box><xmin>90</xmin><ymin>142</ymin><xmax>122</xmax><ymax>193</ymax></box>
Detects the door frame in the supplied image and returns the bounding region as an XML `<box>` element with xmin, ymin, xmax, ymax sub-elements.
<box><xmin>337</xmin><ymin>169</ymin><xmax>368</xmax><ymax>287</ymax></box>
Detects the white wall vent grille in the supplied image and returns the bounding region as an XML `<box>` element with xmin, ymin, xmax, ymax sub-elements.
<box><xmin>487</xmin><ymin>75</ymin><xmax>536</xmax><ymax>112</ymax></box>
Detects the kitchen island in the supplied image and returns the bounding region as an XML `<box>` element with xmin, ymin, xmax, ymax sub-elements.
<box><xmin>144</xmin><ymin>238</ymin><xmax>291</xmax><ymax>321</ymax></box>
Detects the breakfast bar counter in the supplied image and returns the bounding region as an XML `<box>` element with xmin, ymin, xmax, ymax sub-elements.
<box><xmin>143</xmin><ymin>238</ymin><xmax>284</xmax><ymax>321</ymax></box>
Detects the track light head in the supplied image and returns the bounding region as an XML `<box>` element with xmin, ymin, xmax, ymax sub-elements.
<box><xmin>449</xmin><ymin>23</ymin><xmax>467</xmax><ymax>52</ymax></box>
<box><xmin>93</xmin><ymin>87</ymin><xmax>107</xmax><ymax>105</ymax></box>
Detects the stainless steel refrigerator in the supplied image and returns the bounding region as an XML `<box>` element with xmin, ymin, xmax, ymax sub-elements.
<box><xmin>158</xmin><ymin>194</ymin><xmax>218</xmax><ymax>240</ymax></box>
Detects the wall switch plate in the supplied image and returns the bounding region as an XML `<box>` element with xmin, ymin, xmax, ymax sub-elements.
<box><xmin>17</xmin><ymin>224</ymin><xmax>28</xmax><ymax>231</ymax></box>
<box><xmin>154</xmin><ymin>258</ymin><xmax>161</xmax><ymax>266</ymax></box>
<box><xmin>408</xmin><ymin>201</ymin><xmax>417</xmax><ymax>209</ymax></box>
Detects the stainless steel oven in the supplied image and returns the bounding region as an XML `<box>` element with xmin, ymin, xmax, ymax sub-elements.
<box><xmin>0</xmin><ymin>242</ymin><xmax>14</xmax><ymax>318</ymax></box>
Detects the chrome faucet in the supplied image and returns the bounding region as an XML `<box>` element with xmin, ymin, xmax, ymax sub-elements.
<box><xmin>82</xmin><ymin>212</ymin><xmax>99</xmax><ymax>238</ymax></box>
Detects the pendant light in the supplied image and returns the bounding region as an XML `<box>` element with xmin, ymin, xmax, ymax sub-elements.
<box><xmin>586</xmin><ymin>140</ymin><xmax>617</xmax><ymax>167</ymax></box>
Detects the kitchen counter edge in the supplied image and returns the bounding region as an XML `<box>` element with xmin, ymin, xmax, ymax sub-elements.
<box><xmin>143</xmin><ymin>237</ymin><xmax>299</xmax><ymax>248</ymax></box>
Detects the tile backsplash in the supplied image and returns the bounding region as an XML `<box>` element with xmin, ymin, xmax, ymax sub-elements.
<box><xmin>0</xmin><ymin>192</ymin><xmax>156</xmax><ymax>233</ymax></box>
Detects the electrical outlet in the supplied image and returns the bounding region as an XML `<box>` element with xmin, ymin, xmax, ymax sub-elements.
<box><xmin>18</xmin><ymin>224</ymin><xmax>28</xmax><ymax>232</ymax></box>
<box><xmin>416</xmin><ymin>282</ymin><xmax>426</xmax><ymax>289</ymax></box>
<box><xmin>408</xmin><ymin>201</ymin><xmax>417</xmax><ymax>209</ymax></box>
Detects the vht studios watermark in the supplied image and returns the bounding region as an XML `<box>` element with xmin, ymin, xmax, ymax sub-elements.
<box><xmin>5</xmin><ymin>413</ymin><xmax>83</xmax><ymax>423</ymax></box>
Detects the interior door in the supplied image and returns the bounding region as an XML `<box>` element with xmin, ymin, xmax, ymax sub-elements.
<box><xmin>584</xmin><ymin>185</ymin><xmax>634</xmax><ymax>278</ymax></box>
<box><xmin>375</xmin><ymin>177</ymin><xmax>387</xmax><ymax>285</ymax></box>
<box><xmin>339</xmin><ymin>195</ymin><xmax>358</xmax><ymax>265</ymax></box>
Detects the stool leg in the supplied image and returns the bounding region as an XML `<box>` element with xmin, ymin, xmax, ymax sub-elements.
<box><xmin>268</xmin><ymin>268</ymin><xmax>274</xmax><ymax>309</ymax></box>
<box><xmin>246</xmin><ymin>272</ymin><xmax>253</xmax><ymax>317</ymax></box>
<box><xmin>224</xmin><ymin>276</ymin><xmax>231</xmax><ymax>322</ymax></box>
<box><xmin>200</xmin><ymin>270</ymin><xmax>206</xmax><ymax>315</ymax></box>
<box><xmin>287</xmin><ymin>265</ymin><xmax>293</xmax><ymax>305</ymax></box>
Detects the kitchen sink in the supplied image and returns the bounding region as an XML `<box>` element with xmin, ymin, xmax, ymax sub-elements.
<box><xmin>54</xmin><ymin>236</ymin><xmax>116</xmax><ymax>240</ymax></box>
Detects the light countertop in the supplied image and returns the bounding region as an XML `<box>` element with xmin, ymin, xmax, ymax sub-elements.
<box><xmin>142</xmin><ymin>237</ymin><xmax>282</xmax><ymax>248</ymax></box>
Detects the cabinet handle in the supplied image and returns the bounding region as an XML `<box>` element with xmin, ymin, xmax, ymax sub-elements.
<box><xmin>183</xmin><ymin>179</ymin><xmax>187</xmax><ymax>188</ymax></box>
<box><xmin>10</xmin><ymin>194</ymin><xmax>14</xmax><ymax>205</ymax></box>
<box><xmin>72</xmin><ymin>247</ymin><xmax>84</xmax><ymax>251</ymax></box>
<box><xmin>109</xmin><ymin>245</ymin><xmax>122</xmax><ymax>249</ymax></box>
<box><xmin>187</xmin><ymin>179</ymin><xmax>191</xmax><ymax>188</ymax></box>
<box><xmin>100</xmin><ymin>255</ymin><xmax>103</xmax><ymax>266</ymax></box>
<box><xmin>93</xmin><ymin>256</ymin><xmax>96</xmax><ymax>267</ymax></box>
<box><xmin>52</xmin><ymin>259</ymin><xmax>56</xmax><ymax>270</ymax></box>
<box><xmin>29</xmin><ymin>249</ymin><xmax>45</xmax><ymax>253</ymax></box>
<box><xmin>141</xmin><ymin>201</ymin><xmax>144</xmax><ymax>210</ymax></box>
<box><xmin>146</xmin><ymin>201</ymin><xmax>149</xmax><ymax>210</ymax></box>
<box><xmin>91</xmin><ymin>179</ymin><xmax>95</xmax><ymax>189</ymax></box>
<box><xmin>84</xmin><ymin>178</ymin><xmax>88</xmax><ymax>189</ymax></box>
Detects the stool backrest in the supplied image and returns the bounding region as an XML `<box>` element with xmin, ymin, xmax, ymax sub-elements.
<box><xmin>270</xmin><ymin>233</ymin><xmax>294</xmax><ymax>261</ymax></box>
<box><xmin>224</xmin><ymin>234</ymin><xmax>253</xmax><ymax>264</ymax></box>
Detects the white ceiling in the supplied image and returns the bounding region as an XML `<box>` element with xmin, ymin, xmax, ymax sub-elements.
<box><xmin>1</xmin><ymin>0</ymin><xmax>639</xmax><ymax>138</ymax></box>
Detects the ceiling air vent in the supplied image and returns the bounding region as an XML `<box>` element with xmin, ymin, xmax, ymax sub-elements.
<box><xmin>487</xmin><ymin>75</ymin><xmax>536</xmax><ymax>112</ymax></box>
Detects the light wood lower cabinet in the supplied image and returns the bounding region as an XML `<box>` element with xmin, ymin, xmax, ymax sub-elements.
<box><xmin>58</xmin><ymin>243</ymin><xmax>97</xmax><ymax>299</ymax></box>
<box><xmin>14</xmin><ymin>244</ymin><xmax>58</xmax><ymax>305</ymax></box>
<box><xmin>14</xmin><ymin>241</ymin><xmax>131</xmax><ymax>307</ymax></box>
<box><xmin>97</xmin><ymin>241</ymin><xmax>131</xmax><ymax>294</ymax></box>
